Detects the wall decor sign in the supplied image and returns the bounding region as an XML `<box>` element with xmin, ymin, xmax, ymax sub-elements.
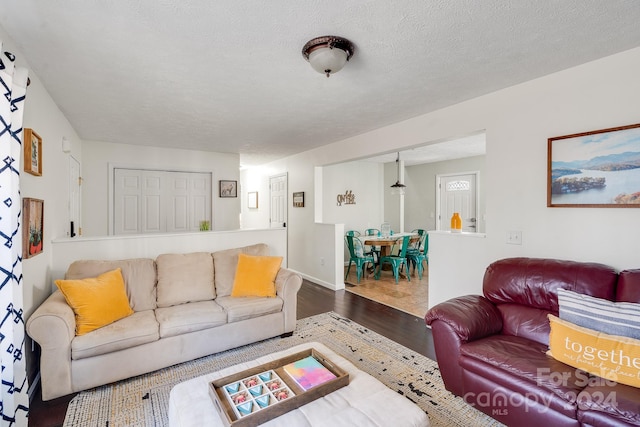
<box><xmin>293</xmin><ymin>192</ymin><xmax>304</xmax><ymax>207</ymax></box>
<box><xmin>23</xmin><ymin>197</ymin><xmax>44</xmax><ymax>258</ymax></box>
<box><xmin>336</xmin><ymin>190</ymin><xmax>355</xmax><ymax>206</ymax></box>
<box><xmin>548</xmin><ymin>123</ymin><xmax>640</xmax><ymax>208</ymax></box>
<box><xmin>248</xmin><ymin>191</ymin><xmax>258</xmax><ymax>209</ymax></box>
<box><xmin>219</xmin><ymin>180</ymin><xmax>237</xmax><ymax>198</ymax></box>
<box><xmin>24</xmin><ymin>128</ymin><xmax>42</xmax><ymax>176</ymax></box>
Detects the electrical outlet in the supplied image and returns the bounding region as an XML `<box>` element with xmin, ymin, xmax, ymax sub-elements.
<box><xmin>320</xmin><ymin>258</ymin><xmax>325</xmax><ymax>266</ymax></box>
<box><xmin>506</xmin><ymin>231</ymin><xmax>522</xmax><ymax>245</ymax></box>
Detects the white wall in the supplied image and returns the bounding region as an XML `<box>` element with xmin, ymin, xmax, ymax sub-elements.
<box><xmin>51</xmin><ymin>228</ymin><xmax>287</xmax><ymax>285</ymax></box>
<box><xmin>247</xmin><ymin>46</ymin><xmax>640</xmax><ymax>300</ymax></box>
<box><xmin>323</xmin><ymin>161</ymin><xmax>384</xmax><ymax>234</ymax></box>
<box><xmin>81</xmin><ymin>140</ymin><xmax>240</xmax><ymax>235</ymax></box>
<box><xmin>239</xmin><ymin>167</ymin><xmax>271</xmax><ymax>229</ymax></box>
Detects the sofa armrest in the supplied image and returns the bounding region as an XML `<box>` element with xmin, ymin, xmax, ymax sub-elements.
<box><xmin>425</xmin><ymin>295</ymin><xmax>502</xmax><ymax>342</ymax></box>
<box><xmin>424</xmin><ymin>295</ymin><xmax>502</xmax><ymax>396</ymax></box>
<box><xmin>275</xmin><ymin>268</ymin><xmax>303</xmax><ymax>332</ymax></box>
<box><xmin>26</xmin><ymin>290</ymin><xmax>76</xmax><ymax>400</ymax></box>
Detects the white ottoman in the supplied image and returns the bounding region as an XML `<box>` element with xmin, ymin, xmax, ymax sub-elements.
<box><xmin>169</xmin><ymin>342</ymin><xmax>429</xmax><ymax>427</ymax></box>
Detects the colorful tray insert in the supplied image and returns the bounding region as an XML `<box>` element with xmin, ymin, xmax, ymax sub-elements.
<box><xmin>282</xmin><ymin>356</ymin><xmax>337</xmax><ymax>391</ymax></box>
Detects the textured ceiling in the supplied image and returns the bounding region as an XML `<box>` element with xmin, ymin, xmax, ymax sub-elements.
<box><xmin>2</xmin><ymin>1</ymin><xmax>640</xmax><ymax>166</ymax></box>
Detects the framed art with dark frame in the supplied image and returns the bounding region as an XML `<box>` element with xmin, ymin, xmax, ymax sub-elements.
<box><xmin>547</xmin><ymin>123</ymin><xmax>640</xmax><ymax>208</ymax></box>
<box><xmin>24</xmin><ymin>128</ymin><xmax>42</xmax><ymax>176</ymax></box>
<box><xmin>293</xmin><ymin>191</ymin><xmax>305</xmax><ymax>207</ymax></box>
<box><xmin>23</xmin><ymin>197</ymin><xmax>44</xmax><ymax>258</ymax></box>
<box><xmin>219</xmin><ymin>180</ymin><xmax>237</xmax><ymax>198</ymax></box>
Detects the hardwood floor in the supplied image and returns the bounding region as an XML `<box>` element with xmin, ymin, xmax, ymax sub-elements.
<box><xmin>28</xmin><ymin>279</ymin><xmax>435</xmax><ymax>426</ymax></box>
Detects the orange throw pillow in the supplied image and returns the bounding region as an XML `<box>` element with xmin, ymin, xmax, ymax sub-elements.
<box><xmin>231</xmin><ymin>254</ymin><xmax>282</xmax><ymax>298</ymax></box>
<box><xmin>55</xmin><ymin>268</ymin><xmax>133</xmax><ymax>335</ymax></box>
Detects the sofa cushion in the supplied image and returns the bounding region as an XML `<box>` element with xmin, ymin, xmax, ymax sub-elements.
<box><xmin>56</xmin><ymin>268</ymin><xmax>134</xmax><ymax>336</ymax></box>
<box><xmin>71</xmin><ymin>310</ymin><xmax>159</xmax><ymax>360</ymax></box>
<box><xmin>156</xmin><ymin>252</ymin><xmax>215</xmax><ymax>307</ymax></box>
<box><xmin>65</xmin><ymin>258</ymin><xmax>157</xmax><ymax>311</ymax></box>
<box><xmin>577</xmin><ymin>377</ymin><xmax>640</xmax><ymax>426</ymax></box>
<box><xmin>231</xmin><ymin>254</ymin><xmax>282</xmax><ymax>298</ymax></box>
<box><xmin>460</xmin><ymin>335</ymin><xmax>588</xmax><ymax>404</ymax></box>
<box><xmin>215</xmin><ymin>295</ymin><xmax>283</xmax><ymax>323</ymax></box>
<box><xmin>155</xmin><ymin>300</ymin><xmax>227</xmax><ymax>338</ymax></box>
<box><xmin>558</xmin><ymin>288</ymin><xmax>640</xmax><ymax>339</ymax></box>
<box><xmin>498</xmin><ymin>303</ymin><xmax>552</xmax><ymax>346</ymax></box>
<box><xmin>548</xmin><ymin>315</ymin><xmax>640</xmax><ymax>388</ymax></box>
<box><xmin>213</xmin><ymin>244</ymin><xmax>270</xmax><ymax>297</ymax></box>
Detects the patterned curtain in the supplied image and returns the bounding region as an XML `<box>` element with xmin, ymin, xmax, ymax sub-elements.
<box><xmin>0</xmin><ymin>43</ymin><xmax>30</xmax><ymax>426</ymax></box>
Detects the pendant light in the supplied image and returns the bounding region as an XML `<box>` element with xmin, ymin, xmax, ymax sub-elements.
<box><xmin>390</xmin><ymin>152</ymin><xmax>406</xmax><ymax>195</ymax></box>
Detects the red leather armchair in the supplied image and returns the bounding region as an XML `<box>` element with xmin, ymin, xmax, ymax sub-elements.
<box><xmin>425</xmin><ymin>257</ymin><xmax>640</xmax><ymax>426</ymax></box>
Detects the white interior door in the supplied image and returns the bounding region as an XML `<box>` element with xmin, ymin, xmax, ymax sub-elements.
<box><xmin>437</xmin><ymin>172</ymin><xmax>478</xmax><ymax>232</ymax></box>
<box><xmin>69</xmin><ymin>156</ymin><xmax>81</xmax><ymax>237</ymax></box>
<box><xmin>269</xmin><ymin>174</ymin><xmax>287</xmax><ymax>228</ymax></box>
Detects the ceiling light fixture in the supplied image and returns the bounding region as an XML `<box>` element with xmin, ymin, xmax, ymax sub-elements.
<box><xmin>302</xmin><ymin>36</ymin><xmax>355</xmax><ymax>78</ymax></box>
<box><xmin>390</xmin><ymin>152</ymin><xmax>406</xmax><ymax>195</ymax></box>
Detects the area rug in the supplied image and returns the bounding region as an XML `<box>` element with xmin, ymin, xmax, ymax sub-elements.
<box><xmin>63</xmin><ymin>312</ymin><xmax>503</xmax><ymax>427</ymax></box>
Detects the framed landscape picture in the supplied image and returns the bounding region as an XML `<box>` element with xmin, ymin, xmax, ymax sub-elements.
<box><xmin>547</xmin><ymin>123</ymin><xmax>640</xmax><ymax>207</ymax></box>
<box><xmin>23</xmin><ymin>197</ymin><xmax>44</xmax><ymax>258</ymax></box>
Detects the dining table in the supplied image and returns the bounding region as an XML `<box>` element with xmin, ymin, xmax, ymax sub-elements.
<box><xmin>363</xmin><ymin>233</ymin><xmax>420</xmax><ymax>258</ymax></box>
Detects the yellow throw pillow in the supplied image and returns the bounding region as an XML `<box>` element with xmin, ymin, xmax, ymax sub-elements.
<box><xmin>547</xmin><ymin>314</ymin><xmax>640</xmax><ymax>388</ymax></box>
<box><xmin>55</xmin><ymin>268</ymin><xmax>134</xmax><ymax>336</ymax></box>
<box><xmin>231</xmin><ymin>254</ymin><xmax>283</xmax><ymax>298</ymax></box>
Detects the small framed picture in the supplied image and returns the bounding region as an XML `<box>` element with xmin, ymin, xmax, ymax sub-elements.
<box><xmin>293</xmin><ymin>191</ymin><xmax>305</xmax><ymax>207</ymax></box>
<box><xmin>219</xmin><ymin>180</ymin><xmax>237</xmax><ymax>198</ymax></box>
<box><xmin>23</xmin><ymin>197</ymin><xmax>44</xmax><ymax>258</ymax></box>
<box><xmin>248</xmin><ymin>191</ymin><xmax>258</xmax><ymax>209</ymax></box>
<box><xmin>24</xmin><ymin>128</ymin><xmax>42</xmax><ymax>176</ymax></box>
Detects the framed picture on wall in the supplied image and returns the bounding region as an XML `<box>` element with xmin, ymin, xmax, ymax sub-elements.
<box><xmin>293</xmin><ymin>191</ymin><xmax>305</xmax><ymax>207</ymax></box>
<box><xmin>24</xmin><ymin>128</ymin><xmax>42</xmax><ymax>176</ymax></box>
<box><xmin>248</xmin><ymin>191</ymin><xmax>258</xmax><ymax>209</ymax></box>
<box><xmin>219</xmin><ymin>180</ymin><xmax>237</xmax><ymax>198</ymax></box>
<box><xmin>23</xmin><ymin>197</ymin><xmax>44</xmax><ymax>258</ymax></box>
<box><xmin>547</xmin><ymin>123</ymin><xmax>640</xmax><ymax>207</ymax></box>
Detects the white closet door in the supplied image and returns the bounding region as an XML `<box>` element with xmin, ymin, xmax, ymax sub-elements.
<box><xmin>142</xmin><ymin>171</ymin><xmax>164</xmax><ymax>233</ymax></box>
<box><xmin>166</xmin><ymin>173</ymin><xmax>189</xmax><ymax>232</ymax></box>
<box><xmin>114</xmin><ymin>169</ymin><xmax>211</xmax><ymax>235</ymax></box>
<box><xmin>189</xmin><ymin>173</ymin><xmax>211</xmax><ymax>231</ymax></box>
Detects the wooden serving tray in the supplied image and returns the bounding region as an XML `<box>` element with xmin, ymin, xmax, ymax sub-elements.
<box><xmin>209</xmin><ymin>348</ymin><xmax>349</xmax><ymax>427</ymax></box>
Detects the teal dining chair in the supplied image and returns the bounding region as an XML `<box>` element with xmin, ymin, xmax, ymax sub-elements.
<box><xmin>407</xmin><ymin>232</ymin><xmax>428</xmax><ymax>279</ymax></box>
<box><xmin>345</xmin><ymin>230</ymin><xmax>361</xmax><ymax>237</ymax></box>
<box><xmin>375</xmin><ymin>235</ymin><xmax>411</xmax><ymax>284</ymax></box>
<box><xmin>363</xmin><ymin>228</ymin><xmax>381</xmax><ymax>262</ymax></box>
<box><xmin>345</xmin><ymin>235</ymin><xmax>375</xmax><ymax>283</ymax></box>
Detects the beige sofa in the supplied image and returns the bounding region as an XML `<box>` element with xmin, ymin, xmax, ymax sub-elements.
<box><xmin>27</xmin><ymin>244</ymin><xmax>303</xmax><ymax>401</ymax></box>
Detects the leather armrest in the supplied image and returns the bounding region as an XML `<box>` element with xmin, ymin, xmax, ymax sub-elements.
<box><xmin>425</xmin><ymin>295</ymin><xmax>502</xmax><ymax>342</ymax></box>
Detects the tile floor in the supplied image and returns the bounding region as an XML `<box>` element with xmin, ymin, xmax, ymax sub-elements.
<box><xmin>344</xmin><ymin>261</ymin><xmax>429</xmax><ymax>318</ymax></box>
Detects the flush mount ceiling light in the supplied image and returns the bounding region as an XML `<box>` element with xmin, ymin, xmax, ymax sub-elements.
<box><xmin>302</xmin><ymin>36</ymin><xmax>355</xmax><ymax>78</ymax></box>
<box><xmin>390</xmin><ymin>152</ymin><xmax>406</xmax><ymax>195</ymax></box>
